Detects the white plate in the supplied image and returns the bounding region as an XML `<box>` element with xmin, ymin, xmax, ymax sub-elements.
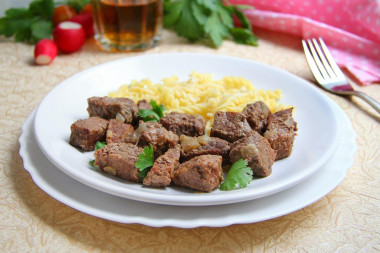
<box><xmin>33</xmin><ymin>53</ymin><xmax>340</xmax><ymax>206</ymax></box>
<box><xmin>20</xmin><ymin>99</ymin><xmax>356</xmax><ymax>228</ymax></box>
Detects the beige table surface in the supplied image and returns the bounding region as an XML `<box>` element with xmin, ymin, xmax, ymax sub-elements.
<box><xmin>1</xmin><ymin>29</ymin><xmax>379</xmax><ymax>252</ymax></box>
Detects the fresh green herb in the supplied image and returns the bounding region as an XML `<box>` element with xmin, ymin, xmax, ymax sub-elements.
<box><xmin>0</xmin><ymin>0</ymin><xmax>54</xmax><ymax>43</ymax></box>
<box><xmin>94</xmin><ymin>141</ymin><xmax>107</xmax><ymax>150</ymax></box>
<box><xmin>230</xmin><ymin>27</ymin><xmax>258</xmax><ymax>46</ymax></box>
<box><xmin>136</xmin><ymin>144</ymin><xmax>155</xmax><ymax>179</ymax></box>
<box><xmin>164</xmin><ymin>0</ymin><xmax>258</xmax><ymax>48</ymax></box>
<box><xmin>220</xmin><ymin>159</ymin><xmax>253</xmax><ymax>191</ymax></box>
<box><xmin>137</xmin><ymin>100</ymin><xmax>166</xmax><ymax>122</ymax></box>
<box><xmin>228</xmin><ymin>5</ymin><xmax>258</xmax><ymax>46</ymax></box>
<box><xmin>89</xmin><ymin>141</ymin><xmax>107</xmax><ymax>166</ymax></box>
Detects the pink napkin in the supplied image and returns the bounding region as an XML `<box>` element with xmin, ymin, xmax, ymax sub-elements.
<box><xmin>229</xmin><ymin>0</ymin><xmax>380</xmax><ymax>85</ymax></box>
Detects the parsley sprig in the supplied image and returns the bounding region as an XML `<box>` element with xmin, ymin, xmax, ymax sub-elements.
<box><xmin>89</xmin><ymin>141</ymin><xmax>106</xmax><ymax>166</ymax></box>
<box><xmin>136</xmin><ymin>144</ymin><xmax>155</xmax><ymax>179</ymax></box>
<box><xmin>220</xmin><ymin>159</ymin><xmax>253</xmax><ymax>191</ymax></box>
<box><xmin>137</xmin><ymin>100</ymin><xmax>166</xmax><ymax>122</ymax></box>
<box><xmin>164</xmin><ymin>0</ymin><xmax>258</xmax><ymax>48</ymax></box>
<box><xmin>0</xmin><ymin>0</ymin><xmax>54</xmax><ymax>43</ymax></box>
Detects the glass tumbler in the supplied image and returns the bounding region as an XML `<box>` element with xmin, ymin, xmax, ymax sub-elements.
<box><xmin>91</xmin><ymin>0</ymin><xmax>163</xmax><ymax>52</ymax></box>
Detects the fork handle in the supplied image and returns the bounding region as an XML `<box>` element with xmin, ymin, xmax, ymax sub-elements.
<box><xmin>349</xmin><ymin>91</ymin><xmax>380</xmax><ymax>115</ymax></box>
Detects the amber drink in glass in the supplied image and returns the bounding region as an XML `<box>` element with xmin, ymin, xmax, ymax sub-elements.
<box><xmin>91</xmin><ymin>0</ymin><xmax>163</xmax><ymax>52</ymax></box>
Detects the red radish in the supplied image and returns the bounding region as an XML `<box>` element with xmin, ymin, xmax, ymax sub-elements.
<box><xmin>53</xmin><ymin>21</ymin><xmax>86</xmax><ymax>53</ymax></box>
<box><xmin>34</xmin><ymin>39</ymin><xmax>58</xmax><ymax>65</ymax></box>
<box><xmin>69</xmin><ymin>13</ymin><xmax>94</xmax><ymax>37</ymax></box>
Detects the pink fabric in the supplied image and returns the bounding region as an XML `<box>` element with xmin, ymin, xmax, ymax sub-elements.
<box><xmin>229</xmin><ymin>0</ymin><xmax>380</xmax><ymax>85</ymax></box>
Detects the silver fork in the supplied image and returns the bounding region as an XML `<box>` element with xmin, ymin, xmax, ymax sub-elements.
<box><xmin>302</xmin><ymin>38</ymin><xmax>380</xmax><ymax>114</ymax></box>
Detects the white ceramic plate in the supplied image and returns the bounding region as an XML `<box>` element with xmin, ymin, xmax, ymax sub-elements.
<box><xmin>20</xmin><ymin>99</ymin><xmax>356</xmax><ymax>228</ymax></box>
<box><xmin>33</xmin><ymin>53</ymin><xmax>340</xmax><ymax>206</ymax></box>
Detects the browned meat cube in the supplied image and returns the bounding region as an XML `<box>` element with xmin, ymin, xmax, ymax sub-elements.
<box><xmin>87</xmin><ymin>96</ymin><xmax>138</xmax><ymax>124</ymax></box>
<box><xmin>94</xmin><ymin>143</ymin><xmax>143</xmax><ymax>183</ymax></box>
<box><xmin>180</xmin><ymin>135</ymin><xmax>230</xmax><ymax>164</ymax></box>
<box><xmin>242</xmin><ymin>101</ymin><xmax>271</xmax><ymax>134</ymax></box>
<box><xmin>210</xmin><ymin>111</ymin><xmax>253</xmax><ymax>142</ymax></box>
<box><xmin>134</xmin><ymin>121</ymin><xmax>179</xmax><ymax>157</ymax></box>
<box><xmin>172</xmin><ymin>155</ymin><xmax>224</xmax><ymax>192</ymax></box>
<box><xmin>106</xmin><ymin>119</ymin><xmax>134</xmax><ymax>144</ymax></box>
<box><xmin>69</xmin><ymin>116</ymin><xmax>108</xmax><ymax>151</ymax></box>
<box><xmin>160</xmin><ymin>112</ymin><xmax>206</xmax><ymax>137</ymax></box>
<box><xmin>229</xmin><ymin>131</ymin><xmax>276</xmax><ymax>177</ymax></box>
<box><xmin>143</xmin><ymin>145</ymin><xmax>180</xmax><ymax>188</ymax></box>
<box><xmin>264</xmin><ymin>108</ymin><xmax>297</xmax><ymax>160</ymax></box>
<box><xmin>137</xmin><ymin>99</ymin><xmax>152</xmax><ymax>110</ymax></box>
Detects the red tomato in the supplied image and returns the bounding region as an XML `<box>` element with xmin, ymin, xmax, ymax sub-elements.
<box><xmin>52</xmin><ymin>5</ymin><xmax>77</xmax><ymax>27</ymax></box>
<box><xmin>80</xmin><ymin>3</ymin><xmax>92</xmax><ymax>15</ymax></box>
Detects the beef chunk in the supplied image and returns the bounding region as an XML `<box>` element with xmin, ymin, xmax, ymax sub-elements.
<box><xmin>69</xmin><ymin>116</ymin><xmax>108</xmax><ymax>151</ymax></box>
<box><xmin>137</xmin><ymin>99</ymin><xmax>152</xmax><ymax>110</ymax></box>
<box><xmin>106</xmin><ymin>119</ymin><xmax>134</xmax><ymax>144</ymax></box>
<box><xmin>143</xmin><ymin>145</ymin><xmax>180</xmax><ymax>188</ymax></box>
<box><xmin>94</xmin><ymin>143</ymin><xmax>143</xmax><ymax>182</ymax></box>
<box><xmin>180</xmin><ymin>135</ymin><xmax>230</xmax><ymax>163</ymax></box>
<box><xmin>160</xmin><ymin>112</ymin><xmax>206</xmax><ymax>137</ymax></box>
<box><xmin>264</xmin><ymin>108</ymin><xmax>297</xmax><ymax>160</ymax></box>
<box><xmin>242</xmin><ymin>101</ymin><xmax>271</xmax><ymax>134</ymax></box>
<box><xmin>172</xmin><ymin>155</ymin><xmax>223</xmax><ymax>192</ymax></box>
<box><xmin>87</xmin><ymin>96</ymin><xmax>138</xmax><ymax>124</ymax></box>
<box><xmin>134</xmin><ymin>121</ymin><xmax>179</xmax><ymax>157</ymax></box>
<box><xmin>229</xmin><ymin>131</ymin><xmax>276</xmax><ymax>177</ymax></box>
<box><xmin>210</xmin><ymin>111</ymin><xmax>253</xmax><ymax>142</ymax></box>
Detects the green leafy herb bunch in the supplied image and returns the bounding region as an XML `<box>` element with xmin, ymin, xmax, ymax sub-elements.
<box><xmin>164</xmin><ymin>0</ymin><xmax>258</xmax><ymax>48</ymax></box>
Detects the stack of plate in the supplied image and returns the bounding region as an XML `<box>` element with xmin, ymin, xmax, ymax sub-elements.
<box><xmin>19</xmin><ymin>54</ymin><xmax>356</xmax><ymax>228</ymax></box>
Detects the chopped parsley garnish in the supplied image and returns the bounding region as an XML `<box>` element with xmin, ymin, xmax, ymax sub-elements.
<box><xmin>220</xmin><ymin>159</ymin><xmax>253</xmax><ymax>191</ymax></box>
<box><xmin>94</xmin><ymin>141</ymin><xmax>107</xmax><ymax>150</ymax></box>
<box><xmin>136</xmin><ymin>144</ymin><xmax>154</xmax><ymax>179</ymax></box>
<box><xmin>89</xmin><ymin>141</ymin><xmax>106</xmax><ymax>166</ymax></box>
<box><xmin>137</xmin><ymin>100</ymin><xmax>166</xmax><ymax>122</ymax></box>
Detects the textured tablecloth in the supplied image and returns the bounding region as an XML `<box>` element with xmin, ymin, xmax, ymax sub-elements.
<box><xmin>1</xmin><ymin>29</ymin><xmax>379</xmax><ymax>252</ymax></box>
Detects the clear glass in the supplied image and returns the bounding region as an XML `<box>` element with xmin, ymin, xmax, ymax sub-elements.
<box><xmin>91</xmin><ymin>0</ymin><xmax>163</xmax><ymax>52</ymax></box>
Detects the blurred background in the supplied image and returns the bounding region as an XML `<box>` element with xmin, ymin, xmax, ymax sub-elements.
<box><xmin>1</xmin><ymin>0</ymin><xmax>42</xmax><ymax>16</ymax></box>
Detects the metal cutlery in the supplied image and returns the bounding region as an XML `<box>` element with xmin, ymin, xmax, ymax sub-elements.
<box><xmin>302</xmin><ymin>38</ymin><xmax>380</xmax><ymax>115</ymax></box>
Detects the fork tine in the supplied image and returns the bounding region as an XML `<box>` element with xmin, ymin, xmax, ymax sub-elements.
<box><xmin>302</xmin><ymin>40</ymin><xmax>325</xmax><ymax>84</ymax></box>
<box><xmin>307</xmin><ymin>39</ymin><xmax>330</xmax><ymax>80</ymax></box>
<box><xmin>312</xmin><ymin>38</ymin><xmax>336</xmax><ymax>79</ymax></box>
<box><xmin>318</xmin><ymin>38</ymin><xmax>346</xmax><ymax>80</ymax></box>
